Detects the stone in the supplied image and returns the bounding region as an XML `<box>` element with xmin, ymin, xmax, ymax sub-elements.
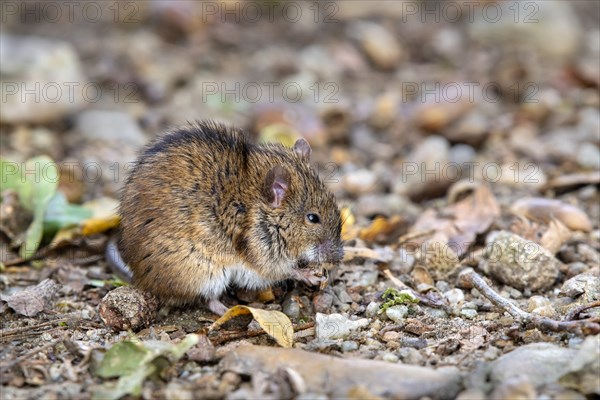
<box><xmin>447</xmin><ymin>111</ymin><xmax>489</xmax><ymax>145</ymax></box>
<box><xmin>444</xmin><ymin>289</ymin><xmax>465</xmax><ymax>306</ymax></box>
<box><xmin>559</xmin><ymin>335</ymin><xmax>600</xmax><ymax>395</ymax></box>
<box><xmin>381</xmin><ymin>353</ymin><xmax>399</xmax><ymax>363</ymax></box>
<box><xmin>341</xmin><ymin>341</ymin><xmax>359</xmax><ymax>353</ymax></box>
<box><xmin>460</xmin><ymin>309</ymin><xmax>478</xmax><ymax>320</ymax></box>
<box><xmin>530</xmin><ymin>305</ymin><xmax>558</xmax><ymax>319</ymax></box>
<box><xmin>348</xmin><ymin>21</ymin><xmax>403</xmax><ymax>70</ymax></box>
<box><xmin>483</xmin><ymin>231</ymin><xmax>561</xmax><ymax>291</ymax></box>
<box><xmin>75</xmin><ymin>110</ymin><xmax>146</xmax><ymax>146</ymax></box>
<box><xmin>0</xmin><ymin>34</ymin><xmax>86</xmax><ymax>123</ymax></box>
<box><xmin>221</xmin><ymin>345</ymin><xmax>462</xmax><ymax>399</ymax></box>
<box><xmin>490</xmin><ymin>343</ymin><xmax>577</xmax><ymax>388</ymax></box>
<box><xmin>468</xmin><ymin>1</ymin><xmax>581</xmax><ymax>60</ymax></box>
<box><xmin>342</xmin><ymin>168</ymin><xmax>379</xmax><ymax>196</ymax></box>
<box><xmin>354</xmin><ymin>193</ymin><xmax>413</xmax><ymax>218</ymax></box>
<box><xmin>399</xmin><ymin>347</ymin><xmax>424</xmax><ymax>365</ymax></box>
<box><xmin>365</xmin><ymin>301</ymin><xmax>381</xmax><ymax>318</ymax></box>
<box><xmin>72</xmin><ymin>110</ymin><xmax>146</xmax><ymax>196</ymax></box>
<box><xmin>282</xmin><ymin>295</ymin><xmax>301</xmax><ymax>319</ymax></box>
<box><xmin>527</xmin><ymin>296</ymin><xmax>551</xmax><ymax>312</ymax></box>
<box><xmin>577</xmin><ymin>143</ymin><xmax>600</xmax><ymax>170</ymax></box>
<box><xmin>382</xmin><ymin>331</ymin><xmax>401</xmax><ymax>342</ymax></box>
<box><xmin>559</xmin><ymin>272</ymin><xmax>600</xmax><ymax>302</ymax></box>
<box><xmin>313</xmin><ymin>291</ymin><xmax>334</xmax><ymax>314</ymax></box>
<box><xmin>315</xmin><ymin>313</ymin><xmax>369</xmax><ymax>340</ymax></box>
<box><xmin>394</xmin><ymin>136</ymin><xmax>451</xmax><ymax>199</ymax></box>
<box><xmin>385</xmin><ymin>305</ymin><xmax>409</xmax><ymax>323</ymax></box>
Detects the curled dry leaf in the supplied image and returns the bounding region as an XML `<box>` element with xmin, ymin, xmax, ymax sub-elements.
<box><xmin>210</xmin><ymin>305</ymin><xmax>294</xmax><ymax>348</ymax></box>
<box><xmin>510</xmin><ymin>197</ymin><xmax>592</xmax><ymax>232</ymax></box>
<box><xmin>0</xmin><ymin>278</ymin><xmax>60</xmax><ymax>317</ymax></box>
<box><xmin>340</xmin><ymin>207</ymin><xmax>357</xmax><ymax>241</ymax></box>
<box><xmin>411</xmin><ymin>265</ymin><xmax>435</xmax><ymax>291</ymax></box>
<box><xmin>411</xmin><ymin>182</ymin><xmax>500</xmax><ymax>258</ymax></box>
<box><xmin>359</xmin><ymin>215</ymin><xmax>404</xmax><ymax>244</ymax></box>
<box><xmin>540</xmin><ymin>218</ymin><xmax>573</xmax><ymax>254</ymax></box>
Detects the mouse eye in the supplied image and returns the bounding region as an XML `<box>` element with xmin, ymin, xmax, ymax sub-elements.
<box><xmin>306</xmin><ymin>213</ymin><xmax>321</xmax><ymax>224</ymax></box>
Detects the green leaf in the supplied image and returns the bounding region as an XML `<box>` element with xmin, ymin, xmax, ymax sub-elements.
<box><xmin>96</xmin><ymin>340</ymin><xmax>149</xmax><ymax>378</ymax></box>
<box><xmin>43</xmin><ymin>192</ymin><xmax>92</xmax><ymax>237</ymax></box>
<box><xmin>20</xmin><ymin>156</ymin><xmax>60</xmax><ymax>259</ymax></box>
<box><xmin>92</xmin><ymin>363</ymin><xmax>156</xmax><ymax>400</ymax></box>
<box><xmin>93</xmin><ymin>334</ymin><xmax>199</xmax><ymax>400</ymax></box>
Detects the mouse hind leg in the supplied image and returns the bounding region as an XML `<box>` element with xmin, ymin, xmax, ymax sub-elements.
<box><xmin>207</xmin><ymin>298</ymin><xmax>229</xmax><ymax>316</ymax></box>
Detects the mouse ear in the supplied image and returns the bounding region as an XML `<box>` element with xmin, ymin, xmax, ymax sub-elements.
<box><xmin>264</xmin><ymin>165</ymin><xmax>290</xmax><ymax>208</ymax></box>
<box><xmin>293</xmin><ymin>138</ymin><xmax>311</xmax><ymax>161</ymax></box>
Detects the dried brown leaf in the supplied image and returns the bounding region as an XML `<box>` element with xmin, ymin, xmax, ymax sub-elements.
<box><xmin>0</xmin><ymin>279</ymin><xmax>60</xmax><ymax>317</ymax></box>
<box><xmin>210</xmin><ymin>305</ymin><xmax>294</xmax><ymax>348</ymax></box>
<box><xmin>411</xmin><ymin>183</ymin><xmax>500</xmax><ymax>257</ymax></box>
<box><xmin>511</xmin><ymin>197</ymin><xmax>592</xmax><ymax>232</ymax></box>
<box><xmin>540</xmin><ymin>218</ymin><xmax>573</xmax><ymax>254</ymax></box>
<box><xmin>359</xmin><ymin>215</ymin><xmax>404</xmax><ymax>244</ymax></box>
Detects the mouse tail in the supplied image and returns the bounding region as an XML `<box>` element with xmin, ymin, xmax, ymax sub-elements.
<box><xmin>105</xmin><ymin>235</ymin><xmax>133</xmax><ymax>282</ymax></box>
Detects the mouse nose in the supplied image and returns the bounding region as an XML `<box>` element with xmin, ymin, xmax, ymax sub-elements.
<box><xmin>320</xmin><ymin>240</ymin><xmax>344</xmax><ymax>264</ymax></box>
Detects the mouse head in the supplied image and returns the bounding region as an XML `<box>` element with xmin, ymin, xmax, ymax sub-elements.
<box><xmin>261</xmin><ymin>138</ymin><xmax>343</xmax><ymax>267</ymax></box>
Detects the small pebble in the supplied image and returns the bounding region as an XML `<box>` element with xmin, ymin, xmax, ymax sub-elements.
<box><xmin>313</xmin><ymin>291</ymin><xmax>334</xmax><ymax>314</ymax></box>
<box><xmin>436</xmin><ymin>280</ymin><xmax>451</xmax><ymax>293</ymax></box>
<box><xmin>334</xmin><ymin>287</ymin><xmax>353</xmax><ymax>304</ymax></box>
<box><xmin>483</xmin><ymin>346</ymin><xmax>502</xmax><ymax>361</ymax></box>
<box><xmin>370</xmin><ymin>319</ymin><xmax>383</xmax><ymax>331</ymax></box>
<box><xmin>531</xmin><ymin>306</ymin><xmax>558</xmax><ymax>319</ymax></box>
<box><xmin>382</xmin><ymin>331</ymin><xmax>401</xmax><ymax>342</ymax></box>
<box><xmin>508</xmin><ymin>288</ymin><xmax>523</xmax><ymax>299</ymax></box>
<box><xmin>315</xmin><ymin>313</ymin><xmax>369</xmax><ymax>340</ymax></box>
<box><xmin>421</xmin><ymin>306</ymin><xmax>448</xmax><ymax>319</ymax></box>
<box><xmin>356</xmin><ymin>271</ymin><xmax>379</xmax><ymax>287</ymax></box>
<box><xmin>341</xmin><ymin>341</ymin><xmax>359</xmax><ymax>353</ymax></box>
<box><xmin>342</xmin><ymin>168</ymin><xmax>379</xmax><ymax>195</ymax></box>
<box><xmin>366</xmin><ymin>301</ymin><xmax>381</xmax><ymax>318</ymax></box>
<box><xmin>461</xmin><ymin>309</ymin><xmax>478</xmax><ymax>319</ymax></box>
<box><xmin>381</xmin><ymin>353</ymin><xmax>399</xmax><ymax>363</ymax></box>
<box><xmin>444</xmin><ymin>288</ymin><xmax>465</xmax><ymax>306</ymax></box>
<box><xmin>282</xmin><ymin>296</ymin><xmax>301</xmax><ymax>319</ymax></box>
<box><xmin>566</xmin><ymin>262</ymin><xmax>588</xmax><ymax>278</ymax></box>
<box><xmin>399</xmin><ymin>347</ymin><xmax>424</xmax><ymax>364</ymax></box>
<box><xmin>527</xmin><ymin>295</ymin><xmax>551</xmax><ymax>312</ymax></box>
<box><xmin>385</xmin><ymin>305</ymin><xmax>409</xmax><ymax>323</ymax></box>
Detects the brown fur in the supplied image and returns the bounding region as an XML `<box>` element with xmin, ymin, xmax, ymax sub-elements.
<box><xmin>119</xmin><ymin>121</ymin><xmax>342</xmax><ymax>304</ymax></box>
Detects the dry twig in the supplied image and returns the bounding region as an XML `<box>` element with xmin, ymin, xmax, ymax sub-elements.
<box><xmin>458</xmin><ymin>268</ymin><xmax>600</xmax><ymax>336</ymax></box>
<box><xmin>207</xmin><ymin>321</ymin><xmax>315</xmax><ymax>346</ymax></box>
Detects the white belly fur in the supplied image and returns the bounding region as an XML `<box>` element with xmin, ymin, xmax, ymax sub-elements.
<box><xmin>198</xmin><ymin>265</ymin><xmax>272</xmax><ymax>299</ymax></box>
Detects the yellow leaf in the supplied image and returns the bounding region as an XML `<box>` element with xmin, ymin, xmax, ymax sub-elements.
<box><xmin>81</xmin><ymin>197</ymin><xmax>121</xmax><ymax>235</ymax></box>
<box><xmin>341</xmin><ymin>207</ymin><xmax>356</xmax><ymax>241</ymax></box>
<box><xmin>211</xmin><ymin>305</ymin><xmax>293</xmax><ymax>348</ymax></box>
<box><xmin>359</xmin><ymin>215</ymin><xmax>403</xmax><ymax>243</ymax></box>
<box><xmin>82</xmin><ymin>215</ymin><xmax>121</xmax><ymax>236</ymax></box>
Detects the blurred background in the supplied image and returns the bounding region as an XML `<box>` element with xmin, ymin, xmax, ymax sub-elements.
<box><xmin>1</xmin><ymin>0</ymin><xmax>599</xmax><ymax>221</ymax></box>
